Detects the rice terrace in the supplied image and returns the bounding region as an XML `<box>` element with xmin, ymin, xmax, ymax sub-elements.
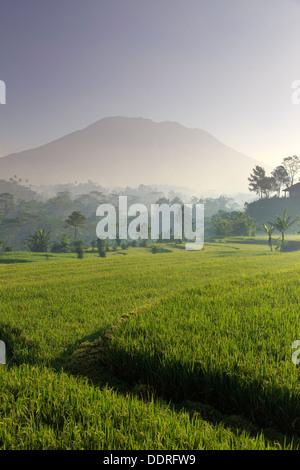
<box><xmin>2</xmin><ymin>0</ymin><xmax>300</xmax><ymax>455</ymax></box>
<box><xmin>2</xmin><ymin>232</ymin><xmax>300</xmax><ymax>450</ymax></box>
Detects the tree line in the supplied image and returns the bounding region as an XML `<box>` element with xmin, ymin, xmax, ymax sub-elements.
<box><xmin>211</xmin><ymin>207</ymin><xmax>300</xmax><ymax>252</ymax></box>
<box><xmin>0</xmin><ymin>179</ymin><xmax>243</xmax><ymax>252</ymax></box>
<box><xmin>248</xmin><ymin>155</ymin><xmax>300</xmax><ymax>198</ymax></box>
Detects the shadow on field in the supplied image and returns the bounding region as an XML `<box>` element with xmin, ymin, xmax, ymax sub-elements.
<box><xmin>57</xmin><ymin>326</ymin><xmax>300</xmax><ymax>450</ymax></box>
<box><xmin>279</xmin><ymin>240</ymin><xmax>300</xmax><ymax>252</ymax></box>
<box><xmin>0</xmin><ymin>258</ymin><xmax>32</xmax><ymax>264</ymax></box>
<box><xmin>0</xmin><ymin>323</ymin><xmax>41</xmax><ymax>365</ymax></box>
<box><xmin>225</xmin><ymin>238</ymin><xmax>268</xmax><ymax>246</ymax></box>
<box><xmin>205</xmin><ymin>237</ymin><xmax>266</xmax><ymax>245</ymax></box>
<box><xmin>225</xmin><ymin>237</ymin><xmax>300</xmax><ymax>252</ymax></box>
<box><xmin>100</xmin><ymin>345</ymin><xmax>300</xmax><ymax>436</ymax></box>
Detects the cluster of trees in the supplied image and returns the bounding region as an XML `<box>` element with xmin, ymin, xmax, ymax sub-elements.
<box><xmin>24</xmin><ymin>211</ymin><xmax>87</xmax><ymax>253</ymax></box>
<box><xmin>0</xmin><ymin>185</ymin><xmax>159</xmax><ymax>251</ymax></box>
<box><xmin>248</xmin><ymin>155</ymin><xmax>300</xmax><ymax>198</ymax></box>
<box><xmin>210</xmin><ymin>211</ymin><xmax>256</xmax><ymax>237</ymax></box>
<box><xmin>261</xmin><ymin>210</ymin><xmax>298</xmax><ymax>251</ymax></box>
<box><xmin>210</xmin><ymin>208</ymin><xmax>300</xmax><ymax>252</ymax></box>
<box><xmin>21</xmin><ymin>222</ymin><xmax>147</xmax><ymax>259</ymax></box>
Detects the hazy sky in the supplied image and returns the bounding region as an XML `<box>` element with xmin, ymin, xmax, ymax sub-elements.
<box><xmin>1</xmin><ymin>0</ymin><xmax>300</xmax><ymax>166</ymax></box>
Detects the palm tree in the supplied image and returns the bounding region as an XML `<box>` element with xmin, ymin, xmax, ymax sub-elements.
<box><xmin>27</xmin><ymin>229</ymin><xmax>51</xmax><ymax>252</ymax></box>
<box><xmin>261</xmin><ymin>223</ymin><xmax>275</xmax><ymax>251</ymax></box>
<box><xmin>269</xmin><ymin>211</ymin><xmax>296</xmax><ymax>244</ymax></box>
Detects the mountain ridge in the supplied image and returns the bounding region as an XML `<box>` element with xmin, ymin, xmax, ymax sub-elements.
<box><xmin>0</xmin><ymin>116</ymin><xmax>269</xmax><ymax>193</ymax></box>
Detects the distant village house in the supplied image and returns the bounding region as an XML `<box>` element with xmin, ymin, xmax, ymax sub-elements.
<box><xmin>283</xmin><ymin>182</ymin><xmax>300</xmax><ymax>198</ymax></box>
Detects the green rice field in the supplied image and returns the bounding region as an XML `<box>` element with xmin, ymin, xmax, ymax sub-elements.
<box><xmin>1</xmin><ymin>237</ymin><xmax>300</xmax><ymax>450</ymax></box>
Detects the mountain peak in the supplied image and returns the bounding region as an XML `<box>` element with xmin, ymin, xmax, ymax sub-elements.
<box><xmin>0</xmin><ymin>116</ymin><xmax>266</xmax><ymax>193</ymax></box>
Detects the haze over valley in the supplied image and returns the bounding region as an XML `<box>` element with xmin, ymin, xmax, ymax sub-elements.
<box><xmin>0</xmin><ymin>116</ymin><xmax>269</xmax><ymax>196</ymax></box>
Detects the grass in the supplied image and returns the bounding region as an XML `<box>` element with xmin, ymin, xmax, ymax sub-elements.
<box><xmin>102</xmin><ymin>273</ymin><xmax>300</xmax><ymax>432</ymax></box>
<box><xmin>1</xmin><ymin>364</ymin><xmax>283</xmax><ymax>450</ymax></box>
<box><xmin>1</xmin><ymin>237</ymin><xmax>300</xmax><ymax>449</ymax></box>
